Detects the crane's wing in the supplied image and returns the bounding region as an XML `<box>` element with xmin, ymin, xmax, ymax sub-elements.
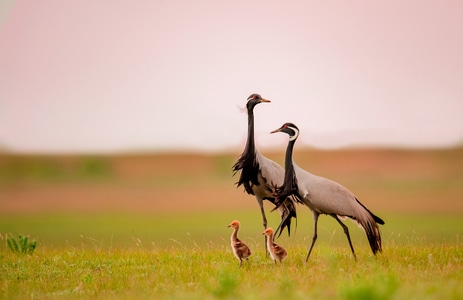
<box><xmin>294</xmin><ymin>163</ymin><xmax>383</xmax><ymax>224</ymax></box>
<box><xmin>256</xmin><ymin>151</ymin><xmax>298</xmax><ymax>237</ymax></box>
<box><xmin>294</xmin><ymin>163</ymin><xmax>356</xmax><ymax>214</ymax></box>
<box><xmin>255</xmin><ymin>151</ymin><xmax>285</xmax><ymax>188</ymax></box>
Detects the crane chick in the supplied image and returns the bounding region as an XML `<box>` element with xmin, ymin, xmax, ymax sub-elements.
<box><xmin>263</xmin><ymin>227</ymin><xmax>288</xmax><ymax>264</ymax></box>
<box><xmin>228</xmin><ymin>220</ymin><xmax>252</xmax><ymax>267</ymax></box>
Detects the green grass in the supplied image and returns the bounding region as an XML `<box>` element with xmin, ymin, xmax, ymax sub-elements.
<box><xmin>1</xmin><ymin>211</ymin><xmax>463</xmax><ymax>299</ymax></box>
<box><xmin>1</xmin><ymin>241</ymin><xmax>462</xmax><ymax>299</ymax></box>
<box><xmin>1</xmin><ymin>150</ymin><xmax>462</xmax><ymax>298</ymax></box>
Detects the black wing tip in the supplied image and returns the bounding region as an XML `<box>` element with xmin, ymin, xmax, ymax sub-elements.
<box><xmin>375</xmin><ymin>216</ymin><xmax>385</xmax><ymax>225</ymax></box>
<box><xmin>275</xmin><ymin>219</ymin><xmax>292</xmax><ymax>238</ymax></box>
<box><xmin>355</xmin><ymin>197</ymin><xmax>385</xmax><ymax>225</ymax></box>
<box><xmin>273</xmin><ymin>198</ymin><xmax>298</xmax><ymax>238</ymax></box>
<box><xmin>364</xmin><ymin>222</ymin><xmax>383</xmax><ymax>255</ymax></box>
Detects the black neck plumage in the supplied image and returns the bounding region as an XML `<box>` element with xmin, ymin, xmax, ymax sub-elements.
<box><xmin>243</xmin><ymin>109</ymin><xmax>256</xmax><ymax>156</ymax></box>
<box><xmin>284</xmin><ymin>140</ymin><xmax>295</xmax><ymax>182</ymax></box>
<box><xmin>284</xmin><ymin>140</ymin><xmax>297</xmax><ymax>191</ymax></box>
<box><xmin>232</xmin><ymin>107</ymin><xmax>260</xmax><ymax>194</ymax></box>
<box><xmin>277</xmin><ymin>139</ymin><xmax>301</xmax><ymax>204</ymax></box>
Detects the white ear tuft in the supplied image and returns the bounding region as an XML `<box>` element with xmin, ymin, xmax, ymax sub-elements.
<box><xmin>288</xmin><ymin>126</ymin><xmax>299</xmax><ymax>141</ymax></box>
<box><xmin>236</xmin><ymin>104</ymin><xmax>247</xmax><ymax>114</ymax></box>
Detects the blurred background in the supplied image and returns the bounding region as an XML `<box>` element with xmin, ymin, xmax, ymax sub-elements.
<box><xmin>0</xmin><ymin>1</ymin><xmax>462</xmax><ymax>249</ymax></box>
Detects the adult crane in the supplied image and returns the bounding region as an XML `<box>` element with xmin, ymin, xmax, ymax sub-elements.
<box><xmin>271</xmin><ymin>122</ymin><xmax>384</xmax><ymax>261</ymax></box>
<box><xmin>232</xmin><ymin>94</ymin><xmax>297</xmax><ymax>238</ymax></box>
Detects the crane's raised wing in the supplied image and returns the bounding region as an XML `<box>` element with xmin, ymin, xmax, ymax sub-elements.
<box><xmin>256</xmin><ymin>151</ymin><xmax>298</xmax><ymax>237</ymax></box>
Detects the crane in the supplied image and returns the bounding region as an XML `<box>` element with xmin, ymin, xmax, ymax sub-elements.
<box><xmin>271</xmin><ymin>122</ymin><xmax>384</xmax><ymax>261</ymax></box>
<box><xmin>232</xmin><ymin>94</ymin><xmax>297</xmax><ymax>239</ymax></box>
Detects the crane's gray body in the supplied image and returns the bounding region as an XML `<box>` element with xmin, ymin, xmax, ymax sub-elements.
<box><xmin>294</xmin><ymin>162</ymin><xmax>366</xmax><ymax>220</ymax></box>
<box><xmin>252</xmin><ymin>151</ymin><xmax>285</xmax><ymax>199</ymax></box>
<box><xmin>233</xmin><ymin>94</ymin><xmax>296</xmax><ymax>237</ymax></box>
<box><xmin>272</xmin><ymin>122</ymin><xmax>384</xmax><ymax>260</ymax></box>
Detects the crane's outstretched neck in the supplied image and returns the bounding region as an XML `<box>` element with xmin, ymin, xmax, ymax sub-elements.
<box><xmin>233</xmin><ymin>101</ymin><xmax>297</xmax><ymax>239</ymax></box>
<box><xmin>232</xmin><ymin>105</ymin><xmax>259</xmax><ymax>194</ymax></box>
<box><xmin>243</xmin><ymin>108</ymin><xmax>256</xmax><ymax>156</ymax></box>
<box><xmin>277</xmin><ymin>139</ymin><xmax>301</xmax><ymax>204</ymax></box>
<box><xmin>283</xmin><ymin>140</ymin><xmax>296</xmax><ymax>189</ymax></box>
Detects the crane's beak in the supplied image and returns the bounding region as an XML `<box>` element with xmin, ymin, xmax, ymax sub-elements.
<box><xmin>260</xmin><ymin>98</ymin><xmax>271</xmax><ymax>103</ymax></box>
<box><xmin>270</xmin><ymin>127</ymin><xmax>281</xmax><ymax>134</ymax></box>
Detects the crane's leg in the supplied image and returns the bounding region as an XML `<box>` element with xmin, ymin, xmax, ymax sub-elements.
<box><xmin>256</xmin><ymin>196</ymin><xmax>269</xmax><ymax>256</ymax></box>
<box><xmin>305</xmin><ymin>212</ymin><xmax>319</xmax><ymax>261</ymax></box>
<box><xmin>259</xmin><ymin>201</ymin><xmax>268</xmax><ymax>229</ymax></box>
<box><xmin>332</xmin><ymin>215</ymin><xmax>357</xmax><ymax>261</ymax></box>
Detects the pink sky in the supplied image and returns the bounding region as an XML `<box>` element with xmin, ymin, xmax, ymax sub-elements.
<box><xmin>0</xmin><ymin>1</ymin><xmax>462</xmax><ymax>153</ymax></box>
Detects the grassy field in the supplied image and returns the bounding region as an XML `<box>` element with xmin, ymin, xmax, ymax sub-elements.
<box><xmin>1</xmin><ymin>148</ymin><xmax>463</xmax><ymax>299</ymax></box>
<box><xmin>1</xmin><ymin>212</ymin><xmax>462</xmax><ymax>299</ymax></box>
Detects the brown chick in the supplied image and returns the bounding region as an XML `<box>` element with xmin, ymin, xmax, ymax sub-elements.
<box><xmin>228</xmin><ymin>220</ymin><xmax>252</xmax><ymax>267</ymax></box>
<box><xmin>263</xmin><ymin>227</ymin><xmax>287</xmax><ymax>264</ymax></box>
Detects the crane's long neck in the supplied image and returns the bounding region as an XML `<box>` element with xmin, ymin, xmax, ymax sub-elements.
<box><xmin>232</xmin><ymin>105</ymin><xmax>259</xmax><ymax>192</ymax></box>
<box><xmin>244</xmin><ymin>109</ymin><xmax>256</xmax><ymax>155</ymax></box>
<box><xmin>283</xmin><ymin>140</ymin><xmax>297</xmax><ymax>191</ymax></box>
